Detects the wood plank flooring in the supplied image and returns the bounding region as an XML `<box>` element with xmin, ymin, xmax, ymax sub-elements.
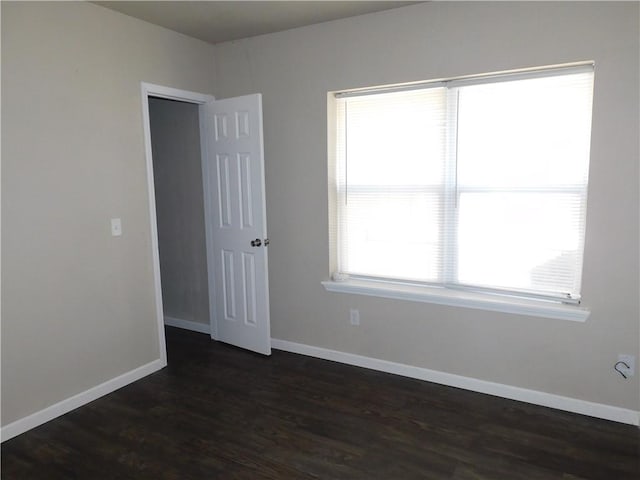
<box><xmin>2</xmin><ymin>326</ymin><xmax>639</xmax><ymax>479</ymax></box>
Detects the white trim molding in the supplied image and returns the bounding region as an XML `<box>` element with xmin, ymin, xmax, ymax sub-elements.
<box><xmin>164</xmin><ymin>316</ymin><xmax>211</xmax><ymax>334</ymax></box>
<box><xmin>1</xmin><ymin>359</ymin><xmax>165</xmax><ymax>442</ymax></box>
<box><xmin>322</xmin><ymin>279</ymin><xmax>590</xmax><ymax>322</ymax></box>
<box><xmin>272</xmin><ymin>338</ymin><xmax>639</xmax><ymax>426</ymax></box>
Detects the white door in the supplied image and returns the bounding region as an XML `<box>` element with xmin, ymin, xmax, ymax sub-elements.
<box><xmin>201</xmin><ymin>94</ymin><xmax>271</xmax><ymax>355</ymax></box>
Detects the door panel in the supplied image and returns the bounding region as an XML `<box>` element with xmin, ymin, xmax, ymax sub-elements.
<box><xmin>202</xmin><ymin>94</ymin><xmax>271</xmax><ymax>355</ymax></box>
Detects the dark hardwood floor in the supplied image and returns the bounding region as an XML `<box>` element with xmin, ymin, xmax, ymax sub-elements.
<box><xmin>2</xmin><ymin>326</ymin><xmax>639</xmax><ymax>479</ymax></box>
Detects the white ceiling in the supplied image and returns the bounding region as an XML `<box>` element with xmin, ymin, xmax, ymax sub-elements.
<box><xmin>94</xmin><ymin>1</ymin><xmax>421</xmax><ymax>44</ymax></box>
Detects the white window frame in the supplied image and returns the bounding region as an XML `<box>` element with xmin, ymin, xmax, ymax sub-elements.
<box><xmin>324</xmin><ymin>63</ymin><xmax>593</xmax><ymax>322</ymax></box>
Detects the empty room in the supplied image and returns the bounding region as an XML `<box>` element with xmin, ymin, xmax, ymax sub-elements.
<box><xmin>2</xmin><ymin>1</ymin><xmax>639</xmax><ymax>479</ymax></box>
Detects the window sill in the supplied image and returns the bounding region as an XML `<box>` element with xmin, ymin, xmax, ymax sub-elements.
<box><xmin>321</xmin><ymin>279</ymin><xmax>590</xmax><ymax>322</ymax></box>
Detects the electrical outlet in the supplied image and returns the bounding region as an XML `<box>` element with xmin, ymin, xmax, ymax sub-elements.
<box><xmin>349</xmin><ymin>308</ymin><xmax>360</xmax><ymax>326</ymax></box>
<box><xmin>617</xmin><ymin>354</ymin><xmax>635</xmax><ymax>377</ymax></box>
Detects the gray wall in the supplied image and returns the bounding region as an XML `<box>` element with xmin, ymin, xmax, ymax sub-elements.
<box><xmin>2</xmin><ymin>0</ymin><xmax>638</xmax><ymax>431</ymax></box>
<box><xmin>1</xmin><ymin>2</ymin><xmax>215</xmax><ymax>426</ymax></box>
<box><xmin>212</xmin><ymin>2</ymin><xmax>640</xmax><ymax>411</ymax></box>
<box><xmin>149</xmin><ymin>98</ymin><xmax>210</xmax><ymax>327</ymax></box>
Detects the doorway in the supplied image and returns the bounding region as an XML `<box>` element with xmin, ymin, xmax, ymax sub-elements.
<box><xmin>141</xmin><ymin>83</ymin><xmax>272</xmax><ymax>363</ymax></box>
<box><xmin>140</xmin><ymin>83</ymin><xmax>215</xmax><ymax>365</ymax></box>
<box><xmin>148</xmin><ymin>97</ymin><xmax>210</xmax><ymax>335</ymax></box>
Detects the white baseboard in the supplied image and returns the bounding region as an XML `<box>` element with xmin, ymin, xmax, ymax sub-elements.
<box><xmin>271</xmin><ymin>338</ymin><xmax>640</xmax><ymax>426</ymax></box>
<box><xmin>3</xmin><ymin>336</ymin><xmax>635</xmax><ymax>444</ymax></box>
<box><xmin>1</xmin><ymin>359</ymin><xmax>165</xmax><ymax>442</ymax></box>
<box><xmin>164</xmin><ymin>316</ymin><xmax>211</xmax><ymax>334</ymax></box>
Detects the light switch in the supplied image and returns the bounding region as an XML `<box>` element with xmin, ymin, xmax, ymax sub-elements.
<box><xmin>111</xmin><ymin>218</ymin><xmax>122</xmax><ymax>237</ymax></box>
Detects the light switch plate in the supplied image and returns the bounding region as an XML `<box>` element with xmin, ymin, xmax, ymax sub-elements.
<box><xmin>111</xmin><ymin>218</ymin><xmax>122</xmax><ymax>237</ymax></box>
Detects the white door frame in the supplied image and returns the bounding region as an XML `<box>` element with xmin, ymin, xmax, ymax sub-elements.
<box><xmin>140</xmin><ymin>82</ymin><xmax>215</xmax><ymax>366</ymax></box>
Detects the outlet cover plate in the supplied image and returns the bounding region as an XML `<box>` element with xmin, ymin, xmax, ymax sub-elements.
<box><xmin>349</xmin><ymin>308</ymin><xmax>360</xmax><ymax>326</ymax></box>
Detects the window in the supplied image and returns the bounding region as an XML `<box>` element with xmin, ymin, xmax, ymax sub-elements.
<box><xmin>329</xmin><ymin>64</ymin><xmax>594</xmax><ymax>306</ymax></box>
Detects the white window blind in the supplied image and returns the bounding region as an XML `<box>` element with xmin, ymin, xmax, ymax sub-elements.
<box><xmin>332</xmin><ymin>65</ymin><xmax>594</xmax><ymax>303</ymax></box>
